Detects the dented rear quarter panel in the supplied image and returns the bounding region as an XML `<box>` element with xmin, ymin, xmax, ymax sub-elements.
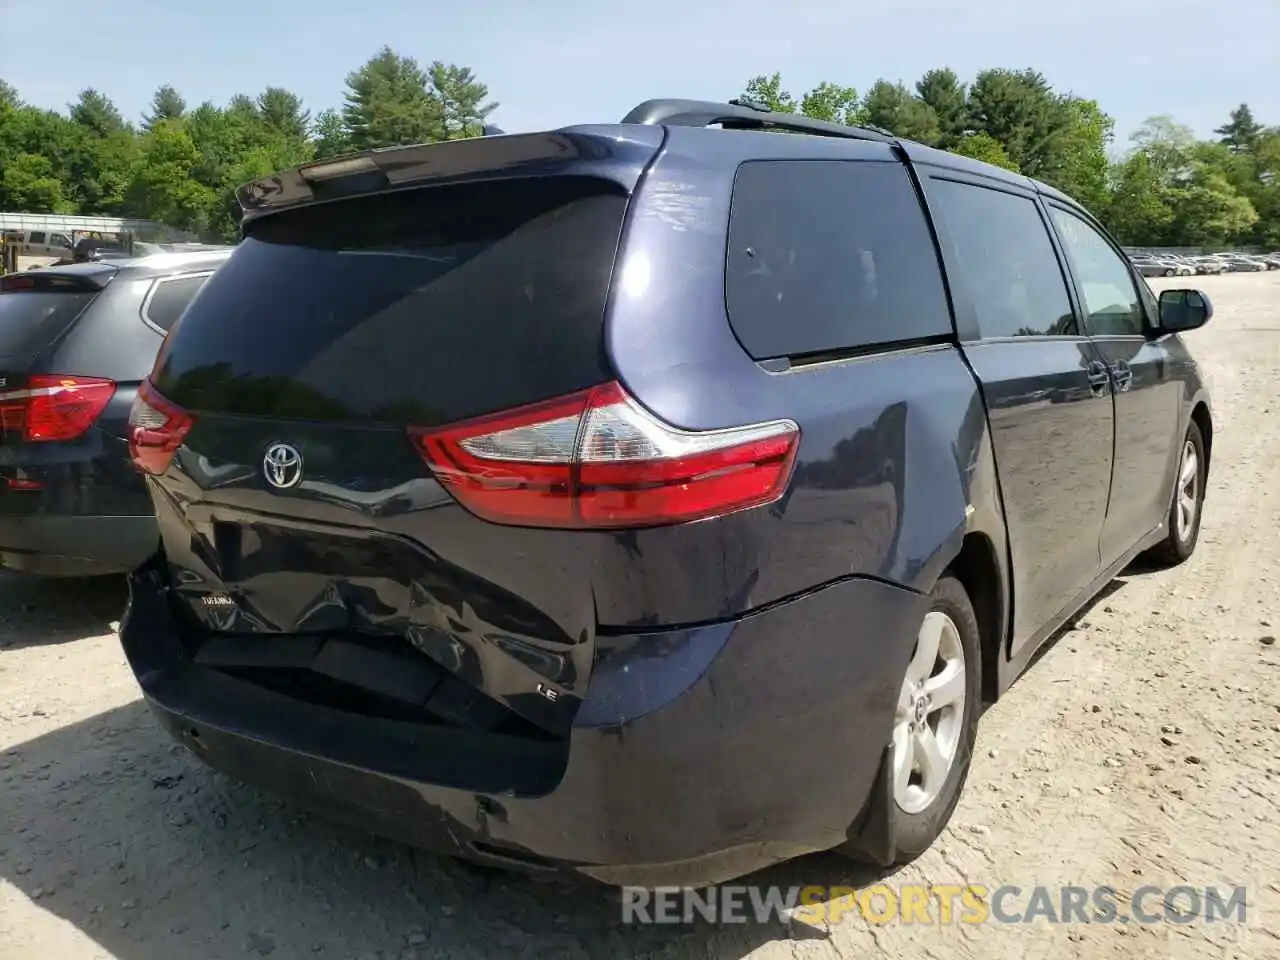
<box><xmin>600</xmin><ymin>126</ymin><xmax>1011</xmax><ymax>630</ymax></box>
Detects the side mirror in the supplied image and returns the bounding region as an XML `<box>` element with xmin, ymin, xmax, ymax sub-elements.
<box><xmin>1157</xmin><ymin>288</ymin><xmax>1213</xmax><ymax>333</ymax></box>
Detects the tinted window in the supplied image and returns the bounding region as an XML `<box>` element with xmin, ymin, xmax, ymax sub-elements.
<box><xmin>1050</xmin><ymin>207</ymin><xmax>1144</xmax><ymax>336</ymax></box>
<box><xmin>0</xmin><ymin>290</ymin><xmax>97</xmax><ymax>361</ymax></box>
<box><xmin>928</xmin><ymin>179</ymin><xmax>1076</xmax><ymax>340</ymax></box>
<box><xmin>725</xmin><ymin>160</ymin><xmax>951</xmax><ymax>359</ymax></box>
<box><xmin>144</xmin><ymin>275</ymin><xmax>209</xmax><ymax>332</ymax></box>
<box><xmin>28</xmin><ymin>232</ymin><xmax>46</xmax><ymax>245</ymax></box>
<box><xmin>153</xmin><ymin>177</ymin><xmax>627</xmax><ymax>426</ymax></box>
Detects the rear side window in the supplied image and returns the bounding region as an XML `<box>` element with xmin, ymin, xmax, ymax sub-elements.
<box><xmin>927</xmin><ymin>179</ymin><xmax>1076</xmax><ymax>340</ymax></box>
<box><xmin>0</xmin><ymin>290</ymin><xmax>97</xmax><ymax>360</ymax></box>
<box><xmin>725</xmin><ymin>160</ymin><xmax>951</xmax><ymax>359</ymax></box>
<box><xmin>144</xmin><ymin>275</ymin><xmax>210</xmax><ymax>332</ymax></box>
<box><xmin>153</xmin><ymin>177</ymin><xmax>628</xmax><ymax>426</ymax></box>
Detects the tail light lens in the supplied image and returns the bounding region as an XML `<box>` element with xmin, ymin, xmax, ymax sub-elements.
<box><xmin>0</xmin><ymin>375</ymin><xmax>117</xmax><ymax>442</ymax></box>
<box><xmin>410</xmin><ymin>381</ymin><xmax>799</xmax><ymax>529</ymax></box>
<box><xmin>128</xmin><ymin>380</ymin><xmax>195</xmax><ymax>475</ymax></box>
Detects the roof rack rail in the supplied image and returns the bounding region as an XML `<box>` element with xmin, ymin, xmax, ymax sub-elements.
<box><xmin>620</xmin><ymin>98</ymin><xmax>898</xmax><ymax>144</ymax></box>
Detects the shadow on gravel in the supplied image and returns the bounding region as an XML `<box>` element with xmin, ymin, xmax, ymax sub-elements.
<box><xmin>1</xmin><ymin>700</ymin><xmax>888</xmax><ymax>960</ymax></box>
<box><xmin>0</xmin><ymin>573</ymin><xmax>127</xmax><ymax>650</ymax></box>
<box><xmin>1021</xmin><ymin>576</ymin><xmax>1129</xmax><ymax>679</ymax></box>
<box><xmin>1019</xmin><ymin>555</ymin><xmax>1173</xmax><ymax>679</ymax></box>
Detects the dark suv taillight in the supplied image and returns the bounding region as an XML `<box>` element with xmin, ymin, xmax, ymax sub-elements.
<box><xmin>409</xmin><ymin>381</ymin><xmax>800</xmax><ymax>529</ymax></box>
<box><xmin>128</xmin><ymin>379</ymin><xmax>195</xmax><ymax>475</ymax></box>
<box><xmin>0</xmin><ymin>375</ymin><xmax>117</xmax><ymax>442</ymax></box>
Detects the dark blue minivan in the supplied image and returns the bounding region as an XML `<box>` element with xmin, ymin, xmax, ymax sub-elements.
<box><xmin>118</xmin><ymin>99</ymin><xmax>1214</xmax><ymax>887</ymax></box>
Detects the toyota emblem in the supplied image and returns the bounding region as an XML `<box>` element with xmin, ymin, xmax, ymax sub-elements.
<box><xmin>263</xmin><ymin>442</ymin><xmax>304</xmax><ymax>490</ymax></box>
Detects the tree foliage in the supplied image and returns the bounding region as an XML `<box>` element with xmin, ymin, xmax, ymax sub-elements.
<box><xmin>736</xmin><ymin>70</ymin><xmax>1277</xmax><ymax>249</ymax></box>
<box><xmin>0</xmin><ymin>47</ymin><xmax>497</xmax><ymax>241</ymax></box>
<box><xmin>0</xmin><ymin>54</ymin><xmax>1272</xmax><ymax>252</ymax></box>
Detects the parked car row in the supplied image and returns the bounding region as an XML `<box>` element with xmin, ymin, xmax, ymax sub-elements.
<box><xmin>1129</xmin><ymin>250</ymin><xmax>1280</xmax><ymax>277</ymax></box>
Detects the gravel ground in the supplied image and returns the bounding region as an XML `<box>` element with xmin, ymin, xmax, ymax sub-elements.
<box><xmin>2</xmin><ymin>273</ymin><xmax>1279</xmax><ymax>960</ymax></box>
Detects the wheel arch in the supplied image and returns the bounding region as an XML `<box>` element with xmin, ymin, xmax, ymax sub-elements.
<box><xmin>943</xmin><ymin>532</ymin><xmax>1005</xmax><ymax>704</ymax></box>
<box><xmin>1189</xmin><ymin>400</ymin><xmax>1213</xmax><ymax>487</ymax></box>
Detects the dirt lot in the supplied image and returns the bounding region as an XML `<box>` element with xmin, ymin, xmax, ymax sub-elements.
<box><xmin>3</xmin><ymin>273</ymin><xmax>1279</xmax><ymax>960</ymax></box>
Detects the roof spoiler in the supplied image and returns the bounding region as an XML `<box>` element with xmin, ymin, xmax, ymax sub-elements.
<box><xmin>620</xmin><ymin>98</ymin><xmax>899</xmax><ymax>144</ymax></box>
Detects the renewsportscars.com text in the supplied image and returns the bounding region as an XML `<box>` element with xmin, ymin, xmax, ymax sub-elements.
<box><xmin>621</xmin><ymin>884</ymin><xmax>1249</xmax><ymax>926</ymax></box>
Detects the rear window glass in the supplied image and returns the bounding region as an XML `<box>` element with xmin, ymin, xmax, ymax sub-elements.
<box><xmin>725</xmin><ymin>160</ymin><xmax>952</xmax><ymax>359</ymax></box>
<box><xmin>153</xmin><ymin>177</ymin><xmax>628</xmax><ymax>426</ymax></box>
<box><xmin>144</xmin><ymin>275</ymin><xmax>210</xmax><ymax>332</ymax></box>
<box><xmin>0</xmin><ymin>291</ymin><xmax>97</xmax><ymax>359</ymax></box>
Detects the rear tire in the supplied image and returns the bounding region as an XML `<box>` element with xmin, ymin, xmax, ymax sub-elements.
<box><xmin>877</xmin><ymin>574</ymin><xmax>983</xmax><ymax>864</ymax></box>
<box><xmin>1146</xmin><ymin>421</ymin><xmax>1206</xmax><ymax>566</ymax></box>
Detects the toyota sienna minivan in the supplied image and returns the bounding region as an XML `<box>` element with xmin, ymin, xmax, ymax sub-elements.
<box><xmin>119</xmin><ymin>98</ymin><xmax>1214</xmax><ymax>887</ymax></box>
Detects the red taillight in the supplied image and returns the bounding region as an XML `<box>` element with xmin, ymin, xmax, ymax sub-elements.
<box><xmin>410</xmin><ymin>381</ymin><xmax>799</xmax><ymax>529</ymax></box>
<box><xmin>0</xmin><ymin>375</ymin><xmax>117</xmax><ymax>442</ymax></box>
<box><xmin>128</xmin><ymin>380</ymin><xmax>194</xmax><ymax>475</ymax></box>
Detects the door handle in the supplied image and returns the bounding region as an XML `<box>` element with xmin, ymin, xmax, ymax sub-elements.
<box><xmin>1110</xmin><ymin>360</ymin><xmax>1133</xmax><ymax>392</ymax></box>
<box><xmin>1086</xmin><ymin>361</ymin><xmax>1111</xmax><ymax>398</ymax></box>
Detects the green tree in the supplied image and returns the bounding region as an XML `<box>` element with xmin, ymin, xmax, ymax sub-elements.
<box><xmin>2</xmin><ymin>152</ymin><xmax>69</xmax><ymax>212</ymax></box>
<box><xmin>87</xmin><ymin>130</ymin><xmax>141</xmax><ymax>213</ymax></box>
<box><xmin>799</xmin><ymin>82</ymin><xmax>863</xmax><ymax>125</ymax></box>
<box><xmin>950</xmin><ymin>132</ymin><xmax>1019</xmax><ymax>172</ymax></box>
<box><xmin>0</xmin><ymin>106</ymin><xmax>86</xmax><ymax>210</ymax></box>
<box><xmin>1104</xmin><ymin>152</ymin><xmax>1175</xmax><ymax>245</ymax></box>
<box><xmin>1129</xmin><ymin>115</ymin><xmax>1197</xmax><ymax>177</ymax></box>
<box><xmin>257</xmin><ymin>87</ymin><xmax>311</xmax><ymax>143</ymax></box>
<box><xmin>69</xmin><ymin>88</ymin><xmax>125</xmax><ymax>138</ymax></box>
<box><xmin>1243</xmin><ymin>130</ymin><xmax>1280</xmax><ymax>246</ymax></box>
<box><xmin>142</xmin><ymin>84</ymin><xmax>187</xmax><ymax>131</ymax></box>
<box><xmin>0</xmin><ymin>59</ymin><xmax>1272</xmax><ymax>250</ymax></box>
<box><xmin>861</xmin><ymin>80</ymin><xmax>940</xmax><ymax>143</ymax></box>
<box><xmin>1215</xmin><ymin>103</ymin><xmax>1264</xmax><ymax>154</ymax></box>
<box><xmin>740</xmin><ymin>73</ymin><xmax>796</xmax><ymax>113</ymax></box>
<box><xmin>342</xmin><ymin>47</ymin><xmax>445</xmax><ymax>149</ymax></box>
<box><xmin>1169</xmin><ymin>164</ymin><xmax>1258</xmax><ymax>246</ymax></box>
<box><xmin>915</xmin><ymin>68</ymin><xmax>968</xmax><ymax>148</ymax></box>
<box><xmin>428</xmin><ymin>63</ymin><xmax>497</xmax><ymax>139</ymax></box>
<box><xmin>312</xmin><ymin>108</ymin><xmax>352</xmax><ymax>159</ymax></box>
<box><xmin>125</xmin><ymin>119</ymin><xmax>216</xmax><ymax>231</ymax></box>
<box><xmin>185</xmin><ymin>95</ymin><xmax>314</xmax><ymax>240</ymax></box>
<box><xmin>1040</xmin><ymin>97</ymin><xmax>1113</xmax><ymax>211</ymax></box>
<box><xmin>966</xmin><ymin>68</ymin><xmax>1063</xmax><ymax>175</ymax></box>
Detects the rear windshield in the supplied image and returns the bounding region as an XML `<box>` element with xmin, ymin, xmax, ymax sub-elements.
<box><xmin>0</xmin><ymin>290</ymin><xmax>97</xmax><ymax>360</ymax></box>
<box><xmin>152</xmin><ymin>177</ymin><xmax>630</xmax><ymax>426</ymax></box>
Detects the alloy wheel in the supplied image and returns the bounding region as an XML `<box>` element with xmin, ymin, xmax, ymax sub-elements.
<box><xmin>1175</xmin><ymin>439</ymin><xmax>1199</xmax><ymax>543</ymax></box>
<box><xmin>893</xmin><ymin>611</ymin><xmax>967</xmax><ymax>814</ymax></box>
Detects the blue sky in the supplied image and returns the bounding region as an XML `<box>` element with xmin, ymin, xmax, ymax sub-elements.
<box><xmin>2</xmin><ymin>0</ymin><xmax>1275</xmax><ymax>149</ymax></box>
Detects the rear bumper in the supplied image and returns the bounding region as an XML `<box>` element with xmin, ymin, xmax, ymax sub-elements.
<box><xmin>120</xmin><ymin>560</ymin><xmax>928</xmax><ymax>887</ymax></box>
<box><xmin>0</xmin><ymin>514</ymin><xmax>157</xmax><ymax>576</ymax></box>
